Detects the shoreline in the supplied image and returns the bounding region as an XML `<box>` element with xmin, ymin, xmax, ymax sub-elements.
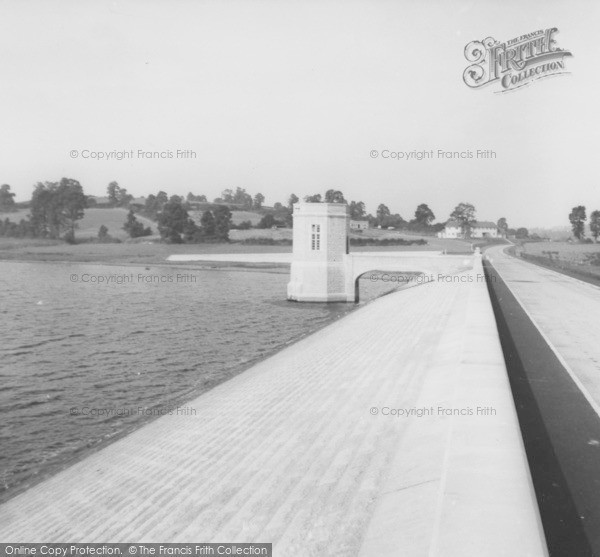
<box><xmin>0</xmin><ymin>242</ymin><xmax>292</xmax><ymax>266</ymax></box>
<box><xmin>0</xmin><ymin>257</ymin><xmax>292</xmax><ymax>273</ymax></box>
<box><xmin>0</xmin><ymin>236</ymin><xmax>472</xmax><ymax>266</ymax></box>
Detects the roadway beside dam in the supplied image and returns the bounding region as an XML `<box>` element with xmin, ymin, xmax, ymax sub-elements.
<box><xmin>484</xmin><ymin>245</ymin><xmax>600</xmax><ymax>556</ymax></box>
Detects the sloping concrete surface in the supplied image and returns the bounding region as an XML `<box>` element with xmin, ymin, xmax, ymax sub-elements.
<box><xmin>0</xmin><ymin>258</ymin><xmax>546</xmax><ymax>556</ymax></box>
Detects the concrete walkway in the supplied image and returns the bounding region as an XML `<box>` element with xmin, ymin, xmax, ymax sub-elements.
<box><xmin>0</xmin><ymin>257</ymin><xmax>546</xmax><ymax>556</ymax></box>
<box><xmin>486</xmin><ymin>246</ymin><xmax>600</xmax><ymax>414</ymax></box>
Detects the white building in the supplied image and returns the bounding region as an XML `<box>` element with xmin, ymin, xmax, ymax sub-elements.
<box><xmin>349</xmin><ymin>219</ymin><xmax>370</xmax><ymax>231</ymax></box>
<box><xmin>437</xmin><ymin>220</ymin><xmax>498</xmax><ymax>239</ymax></box>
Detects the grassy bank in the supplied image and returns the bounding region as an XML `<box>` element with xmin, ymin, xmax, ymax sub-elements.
<box><xmin>517</xmin><ymin>241</ymin><xmax>600</xmax><ymax>285</ymax></box>
<box><xmin>3</xmin><ymin>207</ymin><xmax>156</xmax><ymax>241</ymax></box>
<box><xmin>0</xmin><ymin>238</ymin><xmax>292</xmax><ymax>266</ymax></box>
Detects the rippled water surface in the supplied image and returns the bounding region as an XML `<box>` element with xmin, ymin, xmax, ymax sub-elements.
<box><xmin>0</xmin><ymin>261</ymin><xmax>399</xmax><ymax>502</ymax></box>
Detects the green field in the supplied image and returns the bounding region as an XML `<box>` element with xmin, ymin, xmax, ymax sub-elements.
<box><xmin>3</xmin><ymin>207</ymin><xmax>157</xmax><ymax>241</ymax></box>
<box><xmin>189</xmin><ymin>209</ymin><xmax>264</xmax><ymax>226</ymax></box>
<box><xmin>75</xmin><ymin>208</ymin><xmax>156</xmax><ymax>240</ymax></box>
<box><xmin>520</xmin><ymin>241</ymin><xmax>600</xmax><ymax>280</ymax></box>
<box><xmin>522</xmin><ymin>241</ymin><xmax>600</xmax><ymax>261</ymax></box>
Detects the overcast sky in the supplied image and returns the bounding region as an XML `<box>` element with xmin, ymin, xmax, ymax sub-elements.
<box><xmin>1</xmin><ymin>0</ymin><xmax>598</xmax><ymax>228</ymax></box>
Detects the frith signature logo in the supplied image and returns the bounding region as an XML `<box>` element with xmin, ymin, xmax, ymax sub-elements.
<box><xmin>463</xmin><ymin>28</ymin><xmax>572</xmax><ymax>92</ymax></box>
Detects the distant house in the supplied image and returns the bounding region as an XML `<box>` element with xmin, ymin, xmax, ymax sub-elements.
<box><xmin>470</xmin><ymin>221</ymin><xmax>499</xmax><ymax>238</ymax></box>
<box><xmin>350</xmin><ymin>219</ymin><xmax>370</xmax><ymax>231</ymax></box>
<box><xmin>437</xmin><ymin>220</ymin><xmax>499</xmax><ymax>239</ymax></box>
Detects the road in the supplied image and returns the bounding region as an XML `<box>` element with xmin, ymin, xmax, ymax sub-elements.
<box><xmin>485</xmin><ymin>245</ymin><xmax>600</xmax><ymax>556</ymax></box>
<box><xmin>487</xmin><ymin>245</ymin><xmax>600</xmax><ymax>412</ymax></box>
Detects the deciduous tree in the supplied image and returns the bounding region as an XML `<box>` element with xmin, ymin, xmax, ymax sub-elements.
<box><xmin>349</xmin><ymin>201</ymin><xmax>366</xmax><ymax>219</ymax></box>
<box><xmin>0</xmin><ymin>184</ymin><xmax>16</xmax><ymax>212</ymax></box>
<box><xmin>450</xmin><ymin>202</ymin><xmax>477</xmax><ymax>238</ymax></box>
<box><xmin>590</xmin><ymin>210</ymin><xmax>600</xmax><ymax>242</ymax></box>
<box><xmin>516</xmin><ymin>227</ymin><xmax>529</xmax><ymax>239</ymax></box>
<box><xmin>253</xmin><ymin>193</ymin><xmax>265</xmax><ymax>210</ymax></box>
<box><xmin>107</xmin><ymin>181</ymin><xmax>119</xmax><ymax>206</ymax></box>
<box><xmin>324</xmin><ymin>189</ymin><xmax>346</xmax><ymax>204</ymax></box>
<box><xmin>123</xmin><ymin>209</ymin><xmax>152</xmax><ymax>238</ymax></box>
<box><xmin>569</xmin><ymin>205</ymin><xmax>587</xmax><ymax>240</ymax></box>
<box><xmin>288</xmin><ymin>193</ymin><xmax>299</xmax><ymax>210</ymax></box>
<box><xmin>304</xmin><ymin>194</ymin><xmax>322</xmax><ymax>203</ymax></box>
<box><xmin>497</xmin><ymin>217</ymin><xmax>508</xmax><ymax>236</ymax></box>
<box><xmin>376</xmin><ymin>204</ymin><xmax>390</xmax><ymax>225</ymax></box>
<box><xmin>414</xmin><ymin>203</ymin><xmax>435</xmax><ymax>226</ymax></box>
<box><xmin>213</xmin><ymin>205</ymin><xmax>232</xmax><ymax>240</ymax></box>
<box><xmin>157</xmin><ymin>198</ymin><xmax>194</xmax><ymax>243</ymax></box>
<box><xmin>30</xmin><ymin>178</ymin><xmax>87</xmax><ymax>241</ymax></box>
<box><xmin>200</xmin><ymin>210</ymin><xmax>216</xmax><ymax>237</ymax></box>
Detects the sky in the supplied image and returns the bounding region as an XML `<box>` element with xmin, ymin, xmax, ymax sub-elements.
<box><xmin>0</xmin><ymin>0</ymin><xmax>598</xmax><ymax>228</ymax></box>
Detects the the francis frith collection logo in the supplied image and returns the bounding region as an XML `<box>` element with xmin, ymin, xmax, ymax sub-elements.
<box><xmin>463</xmin><ymin>28</ymin><xmax>572</xmax><ymax>92</ymax></box>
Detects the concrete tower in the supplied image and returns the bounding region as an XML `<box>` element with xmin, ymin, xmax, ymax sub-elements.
<box><xmin>287</xmin><ymin>202</ymin><xmax>350</xmax><ymax>302</ymax></box>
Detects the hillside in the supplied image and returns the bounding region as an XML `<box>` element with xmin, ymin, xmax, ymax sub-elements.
<box><xmin>188</xmin><ymin>209</ymin><xmax>264</xmax><ymax>226</ymax></box>
<box><xmin>76</xmin><ymin>208</ymin><xmax>156</xmax><ymax>240</ymax></box>
<box><xmin>3</xmin><ymin>207</ymin><xmax>156</xmax><ymax>241</ymax></box>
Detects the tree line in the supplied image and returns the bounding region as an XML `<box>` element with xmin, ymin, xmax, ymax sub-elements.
<box><xmin>0</xmin><ymin>181</ymin><xmax>234</xmax><ymax>244</ymax></box>
<box><xmin>182</xmin><ymin>187</ymin><xmax>450</xmax><ymax>232</ymax></box>
<box><xmin>0</xmin><ymin>180</ymin><xmax>534</xmax><ymax>243</ymax></box>
<box><xmin>294</xmin><ymin>189</ymin><xmax>443</xmax><ymax>232</ymax></box>
<box><xmin>0</xmin><ymin>180</ymin><xmax>86</xmax><ymax>243</ymax></box>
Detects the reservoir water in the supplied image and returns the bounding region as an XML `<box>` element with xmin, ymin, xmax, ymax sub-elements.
<box><xmin>0</xmin><ymin>260</ymin><xmax>399</xmax><ymax>503</ymax></box>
